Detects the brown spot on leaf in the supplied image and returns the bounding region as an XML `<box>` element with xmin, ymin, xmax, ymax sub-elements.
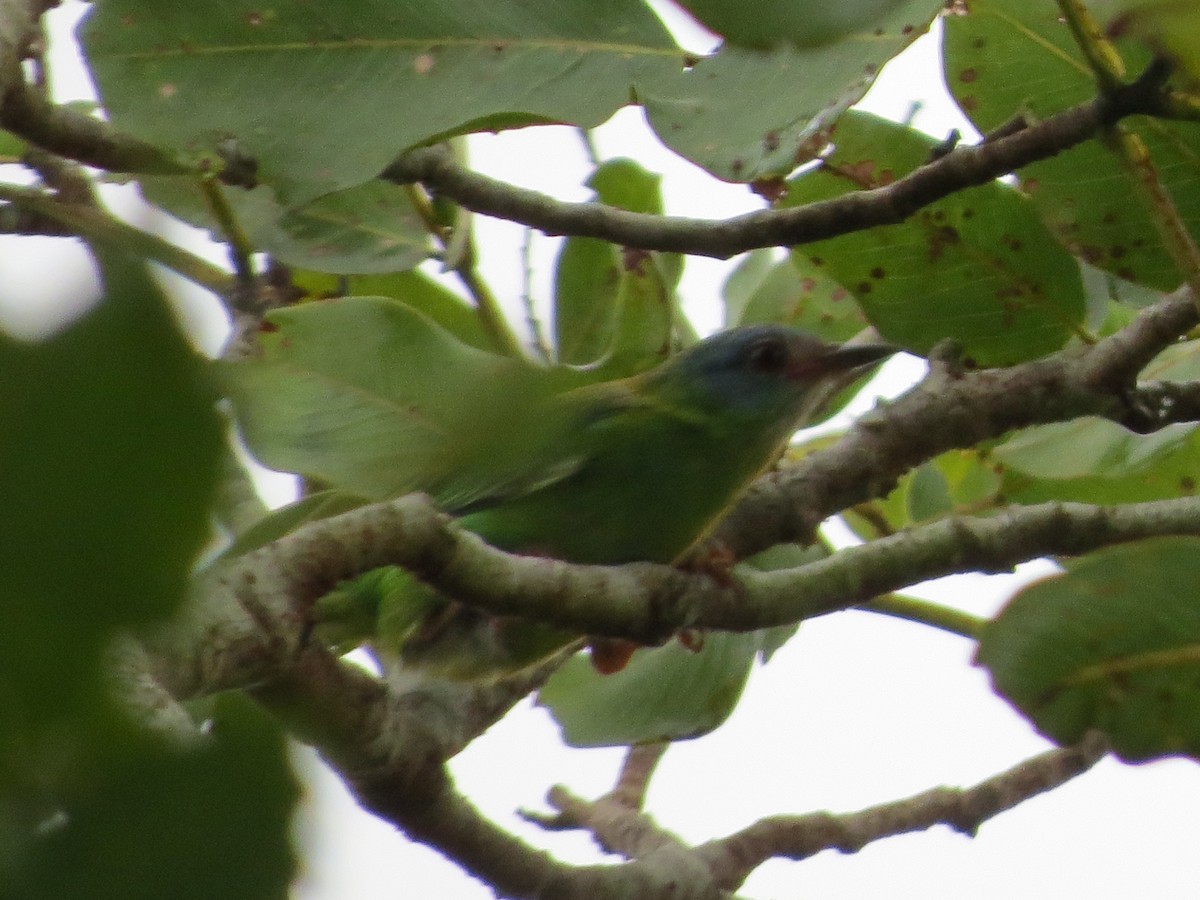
<box><xmin>959</xmin><ymin>67</ymin><xmax>978</xmax><ymax>84</ymax></box>
<box><xmin>927</xmin><ymin>225</ymin><xmax>961</xmax><ymax>262</ymax></box>
<box><xmin>750</xmin><ymin>177</ymin><xmax>786</xmax><ymax>203</ymax></box>
<box><xmin>870</xmin><ymin>266</ymin><xmax>885</xmax><ymax>279</ymax></box>
<box><xmin>856</xmin><ymin>281</ymin><xmax>872</xmax><ymax>294</ymax></box>
<box><xmin>158</xmin><ymin>82</ymin><xmax>177</xmax><ymax>99</ymax></box>
<box><xmin>414</xmin><ymin>52</ymin><xmax>435</xmax><ymax>74</ymax></box>
<box><xmin>246</xmin><ymin>11</ymin><xmax>263</xmax><ymax>25</ymax></box>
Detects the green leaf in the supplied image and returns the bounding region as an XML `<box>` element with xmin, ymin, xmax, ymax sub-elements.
<box><xmin>81</xmin><ymin>0</ymin><xmax>682</xmax><ymax>201</ymax></box>
<box><xmin>0</xmin><ymin>256</ymin><xmax>281</xmax><ymax>897</ymax></box>
<box><xmin>219</xmin><ymin>490</ymin><xmax>366</xmax><ymax>559</ymax></box>
<box><xmin>0</xmin><ymin>127</ymin><xmax>25</xmax><ymax>159</ymax></box>
<box><xmin>140</xmin><ymin>177</ymin><xmax>433</xmax><ymax>274</ymax></box>
<box><xmin>788</xmin><ymin>111</ymin><xmax>1087</xmax><ymax>365</ymax></box>
<box><xmin>995</xmin><ymin>339</ymin><xmax>1200</xmax><ymax>503</ymax></box>
<box><xmin>678</xmin><ymin>0</ymin><xmax>920</xmax><ymax>49</ymax></box>
<box><xmin>641</xmin><ymin>0</ymin><xmax>943</xmax><ymax>181</ymax></box>
<box><xmin>222</xmin><ymin>296</ymin><xmax>578</xmax><ymax>501</ymax></box>
<box><xmin>540</xmin><ymin>542</ymin><xmax>824</xmax><ymax>746</ymax></box>
<box><xmin>1090</xmin><ymin>1</ymin><xmax>1200</xmax><ymax>81</ymax></box>
<box><xmin>997</xmin><ymin>420</ymin><xmax>1200</xmax><ymax>505</ymax></box>
<box><xmin>292</xmin><ymin>270</ymin><xmax>493</xmax><ymax>351</ymax></box>
<box><xmin>553</xmin><ymin>158</ymin><xmax>677</xmax><ymax>368</ymax></box>
<box><xmin>552</xmin><ymin>233</ymin><xmax>622</xmax><ymax>364</ymax></box>
<box><xmin>906</xmin><ymin>462</ymin><xmax>953</xmax><ymax>522</ymax></box>
<box><xmin>0</xmin><ymin>252</ymin><xmax>220</xmax><ymax>721</ymax></box>
<box><xmin>539</xmin><ymin>633</ymin><xmax>761</xmax><ymax>746</ymax></box>
<box><xmin>978</xmin><ymin>536</ymin><xmax>1200</xmax><ymax>762</ymax></box>
<box><xmin>944</xmin><ymin>0</ymin><xmax>1200</xmax><ymax>290</ymax></box>
<box><xmin>726</xmin><ymin>253</ymin><xmax>867</xmax><ymax>340</ymax></box>
<box><xmin>14</xmin><ymin>696</ymin><xmax>298</xmax><ymax>900</ymax></box>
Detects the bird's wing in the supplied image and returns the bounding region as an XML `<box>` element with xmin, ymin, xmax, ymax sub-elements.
<box><xmin>428</xmin><ymin>380</ymin><xmax>642</xmax><ymax>515</ymax></box>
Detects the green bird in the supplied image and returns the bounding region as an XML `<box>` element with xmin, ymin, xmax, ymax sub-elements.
<box><xmin>319</xmin><ymin>325</ymin><xmax>896</xmax><ymax>678</ymax></box>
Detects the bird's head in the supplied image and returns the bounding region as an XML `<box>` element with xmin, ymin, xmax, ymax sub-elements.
<box><xmin>647</xmin><ymin>325</ymin><xmax>897</xmax><ymax>429</ymax></box>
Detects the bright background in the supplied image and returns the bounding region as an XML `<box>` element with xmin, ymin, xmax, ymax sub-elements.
<box><xmin>4</xmin><ymin>3</ymin><xmax>1198</xmax><ymax>898</ymax></box>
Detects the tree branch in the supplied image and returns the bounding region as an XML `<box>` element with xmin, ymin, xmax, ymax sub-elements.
<box><xmin>249</xmin><ymin>645</ymin><xmax>730</xmax><ymax>900</ymax></box>
<box><xmin>383</xmin><ymin>73</ymin><xmax>1167</xmax><ymax>258</ymax></box>
<box><xmin>711</xmin><ymin>288</ymin><xmax>1199</xmax><ymax>557</ymax></box>
<box><xmin>696</xmin><ymin>734</ymin><xmax>1108</xmax><ymax>890</ymax></box>
<box><xmin>0</xmin><ymin>79</ymin><xmax>187</xmax><ymax>175</ymax></box>
<box><xmin>162</xmin><ymin>487</ymin><xmax>1200</xmax><ymax>708</ymax></box>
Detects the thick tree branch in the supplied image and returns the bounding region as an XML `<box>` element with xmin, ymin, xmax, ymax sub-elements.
<box><xmin>711</xmin><ymin>288</ymin><xmax>1200</xmax><ymax>557</ymax></box>
<box><xmin>162</xmin><ymin>489</ymin><xmax>1200</xmax><ymax>707</ymax></box>
<box><xmin>383</xmin><ymin>71</ymin><xmax>1168</xmax><ymax>258</ymax></box>
<box><xmin>249</xmin><ymin>646</ymin><xmax>729</xmax><ymax>900</ymax></box>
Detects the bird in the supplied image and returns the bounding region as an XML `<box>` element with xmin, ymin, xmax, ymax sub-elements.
<box><xmin>318</xmin><ymin>325</ymin><xmax>896</xmax><ymax>679</ymax></box>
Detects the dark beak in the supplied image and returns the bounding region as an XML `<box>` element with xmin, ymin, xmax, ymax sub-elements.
<box><xmin>823</xmin><ymin>342</ymin><xmax>899</xmax><ymax>372</ymax></box>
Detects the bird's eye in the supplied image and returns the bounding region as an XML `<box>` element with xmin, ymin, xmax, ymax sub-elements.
<box><xmin>747</xmin><ymin>336</ymin><xmax>789</xmax><ymax>374</ymax></box>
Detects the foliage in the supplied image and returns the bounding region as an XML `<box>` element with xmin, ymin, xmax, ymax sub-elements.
<box><xmin>3</xmin><ymin>0</ymin><xmax>1200</xmax><ymax>897</ymax></box>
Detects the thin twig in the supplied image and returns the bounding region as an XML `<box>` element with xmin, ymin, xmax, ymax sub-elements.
<box><xmin>697</xmin><ymin>734</ymin><xmax>1108</xmax><ymax>890</ymax></box>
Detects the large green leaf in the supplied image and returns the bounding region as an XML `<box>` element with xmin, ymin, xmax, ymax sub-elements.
<box><xmin>678</xmin><ymin>0</ymin><xmax>919</xmax><ymax>49</ymax></box>
<box><xmin>944</xmin><ymin>0</ymin><xmax>1200</xmax><ymax>290</ymax></box>
<box><xmin>222</xmin><ymin>296</ymin><xmax>580</xmax><ymax>501</ymax></box>
<box><xmin>0</xmin><ymin>252</ymin><xmax>220</xmax><ymax>721</ymax></box>
<box><xmin>81</xmin><ymin>0</ymin><xmax>682</xmax><ymax>201</ymax></box>
<box><xmin>787</xmin><ymin>111</ymin><xmax>1087</xmax><ymax>365</ymax></box>
<box><xmin>640</xmin><ymin>0</ymin><xmax>943</xmax><ymax>181</ymax></box>
<box><xmin>0</xmin><ymin>258</ymin><xmax>295</xmax><ymax>897</ymax></box>
<box><xmin>978</xmin><ymin>537</ymin><xmax>1200</xmax><ymax>762</ymax></box>
<box><xmin>82</xmin><ymin>0</ymin><xmax>943</xmax><ymax>196</ymax></box>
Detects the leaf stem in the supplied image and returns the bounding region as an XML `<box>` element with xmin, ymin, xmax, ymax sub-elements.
<box><xmin>1056</xmin><ymin>0</ymin><xmax>1126</xmax><ymax>90</ymax></box>
<box><xmin>403</xmin><ymin>182</ymin><xmax>525</xmax><ymax>358</ymax></box>
<box><xmin>861</xmin><ymin>593</ymin><xmax>985</xmax><ymax>640</ymax></box>
<box><xmin>198</xmin><ymin>177</ymin><xmax>256</xmax><ymax>284</ymax></box>
<box><xmin>0</xmin><ymin>184</ymin><xmax>235</xmax><ymax>296</ymax></box>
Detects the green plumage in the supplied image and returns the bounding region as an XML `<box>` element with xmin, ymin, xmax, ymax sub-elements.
<box><xmin>319</xmin><ymin>325</ymin><xmax>895</xmax><ymax>677</ymax></box>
